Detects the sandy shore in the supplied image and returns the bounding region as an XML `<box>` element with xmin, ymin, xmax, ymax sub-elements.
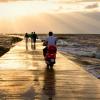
<box><xmin>0</xmin><ymin>35</ymin><xmax>22</xmax><ymax>57</ymax></box>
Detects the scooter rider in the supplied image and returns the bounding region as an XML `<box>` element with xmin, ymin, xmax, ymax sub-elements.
<box><xmin>43</xmin><ymin>31</ymin><xmax>57</xmax><ymax>57</ymax></box>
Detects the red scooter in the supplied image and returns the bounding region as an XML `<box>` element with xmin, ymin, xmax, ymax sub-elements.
<box><xmin>44</xmin><ymin>45</ymin><xmax>57</xmax><ymax>68</ymax></box>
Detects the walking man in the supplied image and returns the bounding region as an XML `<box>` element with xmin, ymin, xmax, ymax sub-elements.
<box><xmin>24</xmin><ymin>32</ymin><xmax>29</xmax><ymax>50</ymax></box>
<box><xmin>31</xmin><ymin>32</ymin><xmax>38</xmax><ymax>50</ymax></box>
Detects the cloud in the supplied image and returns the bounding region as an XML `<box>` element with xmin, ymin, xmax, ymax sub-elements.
<box><xmin>48</xmin><ymin>0</ymin><xmax>100</xmax><ymax>3</ymax></box>
<box><xmin>0</xmin><ymin>0</ymin><xmax>46</xmax><ymax>1</ymax></box>
<box><xmin>0</xmin><ymin>0</ymin><xmax>16</xmax><ymax>2</ymax></box>
<box><xmin>0</xmin><ymin>0</ymin><xmax>100</xmax><ymax>3</ymax></box>
<box><xmin>85</xmin><ymin>3</ymin><xmax>99</xmax><ymax>9</ymax></box>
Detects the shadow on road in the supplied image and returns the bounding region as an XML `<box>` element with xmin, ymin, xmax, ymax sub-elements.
<box><xmin>43</xmin><ymin>68</ymin><xmax>56</xmax><ymax>100</ymax></box>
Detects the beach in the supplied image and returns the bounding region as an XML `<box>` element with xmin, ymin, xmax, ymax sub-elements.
<box><xmin>0</xmin><ymin>35</ymin><xmax>22</xmax><ymax>57</ymax></box>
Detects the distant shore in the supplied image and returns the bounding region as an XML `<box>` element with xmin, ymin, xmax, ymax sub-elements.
<box><xmin>0</xmin><ymin>35</ymin><xmax>22</xmax><ymax>57</ymax></box>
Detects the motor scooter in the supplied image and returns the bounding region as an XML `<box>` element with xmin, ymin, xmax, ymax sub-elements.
<box><xmin>44</xmin><ymin>45</ymin><xmax>57</xmax><ymax>68</ymax></box>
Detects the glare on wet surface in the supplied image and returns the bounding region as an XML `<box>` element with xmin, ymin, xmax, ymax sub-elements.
<box><xmin>0</xmin><ymin>41</ymin><xmax>43</xmax><ymax>70</ymax></box>
<box><xmin>0</xmin><ymin>39</ymin><xmax>100</xmax><ymax>100</ymax></box>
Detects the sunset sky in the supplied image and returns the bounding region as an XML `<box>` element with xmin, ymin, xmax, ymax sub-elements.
<box><xmin>0</xmin><ymin>0</ymin><xmax>100</xmax><ymax>34</ymax></box>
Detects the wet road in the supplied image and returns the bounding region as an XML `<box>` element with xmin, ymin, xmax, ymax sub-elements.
<box><xmin>0</xmin><ymin>40</ymin><xmax>100</xmax><ymax>100</ymax></box>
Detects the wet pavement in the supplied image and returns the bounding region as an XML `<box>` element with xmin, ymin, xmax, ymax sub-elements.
<box><xmin>0</xmin><ymin>40</ymin><xmax>100</xmax><ymax>100</ymax></box>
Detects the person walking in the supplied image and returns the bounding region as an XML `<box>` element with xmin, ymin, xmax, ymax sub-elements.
<box><xmin>31</xmin><ymin>32</ymin><xmax>38</xmax><ymax>50</ymax></box>
<box><xmin>24</xmin><ymin>32</ymin><xmax>29</xmax><ymax>50</ymax></box>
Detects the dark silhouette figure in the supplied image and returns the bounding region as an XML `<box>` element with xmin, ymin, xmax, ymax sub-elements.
<box><xmin>43</xmin><ymin>68</ymin><xmax>56</xmax><ymax>100</ymax></box>
<box><xmin>24</xmin><ymin>33</ymin><xmax>29</xmax><ymax>50</ymax></box>
<box><xmin>31</xmin><ymin>32</ymin><xmax>38</xmax><ymax>50</ymax></box>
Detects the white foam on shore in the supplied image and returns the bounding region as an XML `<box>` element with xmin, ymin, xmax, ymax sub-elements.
<box><xmin>57</xmin><ymin>39</ymin><xmax>100</xmax><ymax>79</ymax></box>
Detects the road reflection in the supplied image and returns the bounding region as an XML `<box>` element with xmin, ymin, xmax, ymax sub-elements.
<box><xmin>43</xmin><ymin>68</ymin><xmax>56</xmax><ymax>100</ymax></box>
<box><xmin>31</xmin><ymin>43</ymin><xmax>36</xmax><ymax>50</ymax></box>
<box><xmin>0</xmin><ymin>71</ymin><xmax>35</xmax><ymax>99</ymax></box>
<box><xmin>25</xmin><ymin>42</ymin><xmax>28</xmax><ymax>50</ymax></box>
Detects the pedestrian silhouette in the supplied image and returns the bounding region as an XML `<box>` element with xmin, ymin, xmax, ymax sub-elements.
<box><xmin>31</xmin><ymin>32</ymin><xmax>38</xmax><ymax>50</ymax></box>
<box><xmin>24</xmin><ymin>33</ymin><xmax>29</xmax><ymax>50</ymax></box>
